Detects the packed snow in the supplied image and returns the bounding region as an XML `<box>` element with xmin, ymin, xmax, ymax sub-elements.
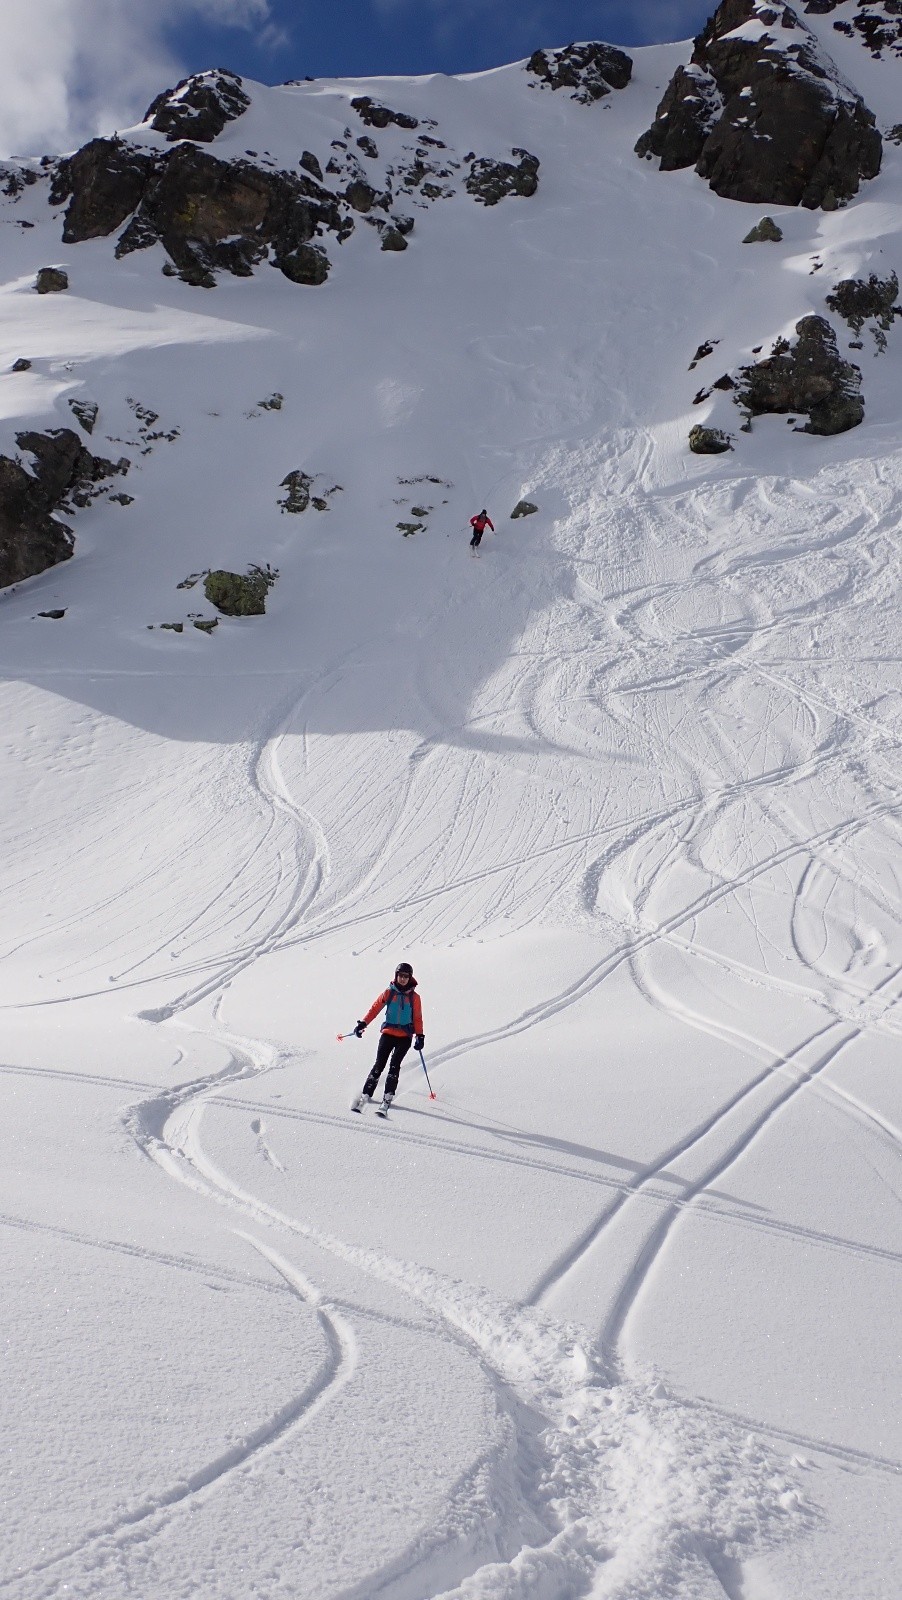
<box><xmin>0</xmin><ymin>9</ymin><xmax>900</xmax><ymax>1598</ymax></box>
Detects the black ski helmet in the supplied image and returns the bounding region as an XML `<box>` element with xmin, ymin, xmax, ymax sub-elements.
<box><xmin>395</xmin><ymin>961</ymin><xmax>414</xmax><ymax>980</ymax></box>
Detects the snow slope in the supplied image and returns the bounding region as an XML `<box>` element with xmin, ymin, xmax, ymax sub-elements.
<box><xmin>1</xmin><ymin>9</ymin><xmax>900</xmax><ymax>1598</ymax></box>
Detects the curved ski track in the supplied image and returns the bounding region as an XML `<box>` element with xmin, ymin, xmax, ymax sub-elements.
<box><xmin>10</xmin><ymin>446</ymin><xmax>892</xmax><ymax>1597</ymax></box>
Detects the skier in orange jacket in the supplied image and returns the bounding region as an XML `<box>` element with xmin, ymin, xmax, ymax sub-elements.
<box><xmin>469</xmin><ymin>509</ymin><xmax>494</xmax><ymax>551</ymax></box>
<box><xmin>350</xmin><ymin>962</ymin><xmax>424</xmax><ymax>1112</ymax></box>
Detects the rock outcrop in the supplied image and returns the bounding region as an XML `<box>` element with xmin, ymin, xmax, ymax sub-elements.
<box><xmin>114</xmin><ymin>144</ymin><xmax>344</xmax><ymax>287</ymax></box>
<box><xmin>636</xmin><ymin>0</ymin><xmax>882</xmax><ymax>209</ymax></box>
<box><xmin>526</xmin><ymin>42</ymin><xmax>633</xmax><ymax>103</ymax></box>
<box><xmin>735</xmin><ymin>315</ymin><xmax>864</xmax><ymax>432</ymax></box>
<box><xmin>144</xmin><ymin>68</ymin><xmax>251</xmax><ymax>142</ymax></box>
<box><xmin>816</xmin><ymin>1</ymin><xmax>902</xmax><ymax>59</ymax></box>
<box><xmin>825</xmin><ymin>271</ymin><xmax>900</xmax><ymax>339</ymax></box>
<box><xmin>41</xmin><ymin>68</ymin><xmax>547</xmax><ymax>286</ymax></box>
<box><xmin>0</xmin><ymin>426</ymin><xmax>129</xmax><ymax>589</ymax></box>
<box><xmin>51</xmin><ymin>139</ymin><xmax>156</xmax><ymax>242</ymax></box>
<box><xmin>466</xmin><ymin>150</ymin><xmax>540</xmax><ymax>205</ymax></box>
<box><xmin>351</xmin><ymin>97</ymin><xmax>418</xmax><ymax>131</ymax></box>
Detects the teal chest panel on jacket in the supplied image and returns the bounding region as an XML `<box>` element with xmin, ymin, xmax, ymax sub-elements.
<box><xmin>383</xmin><ymin>984</ymin><xmax>414</xmax><ymax>1031</ymax></box>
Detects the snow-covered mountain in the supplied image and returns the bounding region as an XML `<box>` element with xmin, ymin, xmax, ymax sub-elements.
<box><xmin>1</xmin><ymin>3</ymin><xmax>901</xmax><ymax>1597</ymax></box>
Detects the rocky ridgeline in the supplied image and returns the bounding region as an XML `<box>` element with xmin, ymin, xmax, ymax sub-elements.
<box><xmin>0</xmin><ymin>428</ymin><xmax>131</xmax><ymax>588</ymax></box>
<box><xmin>42</xmin><ymin>65</ymin><xmax>549</xmax><ymax>287</ymax></box>
<box><xmin>636</xmin><ymin>0</ymin><xmax>882</xmax><ymax>208</ymax></box>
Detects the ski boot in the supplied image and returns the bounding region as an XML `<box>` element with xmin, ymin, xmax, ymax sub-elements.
<box><xmin>375</xmin><ymin>1093</ymin><xmax>394</xmax><ymax>1119</ymax></box>
<box><xmin>350</xmin><ymin>1093</ymin><xmax>371</xmax><ymax>1114</ymax></box>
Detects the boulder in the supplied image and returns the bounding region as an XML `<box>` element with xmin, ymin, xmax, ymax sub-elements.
<box><xmin>743</xmin><ymin>215</ymin><xmax>784</xmax><ymax>241</ymax></box>
<box><xmin>351</xmin><ymin>96</ymin><xmax>418</xmax><ymax>131</ymax></box>
<box><xmin>278</xmin><ymin>244</ymin><xmax>330</xmax><ymax>284</ymax></box>
<box><xmin>466</xmin><ymin>150</ymin><xmax>540</xmax><ymax>205</ymax></box>
<box><xmin>50</xmin><ymin>138</ymin><xmax>157</xmax><ymax>242</ymax></box>
<box><xmin>689</xmin><ymin>425</ymin><xmax>733</xmax><ymax>453</ymax></box>
<box><xmin>346</xmin><ymin>178</ymin><xmax>378</xmax><ymax>213</ymax></box>
<box><xmin>511</xmin><ymin>500</ymin><xmax>539</xmax><ymax>517</ymax></box>
<box><xmin>35</xmin><ymin>267</ymin><xmax>68</xmax><ymax>293</ymax></box>
<box><xmin>636</xmin><ymin>0</ymin><xmax>882</xmax><ymax>209</ymax></box>
<box><xmin>735</xmin><ymin>315</ymin><xmax>864</xmax><ymax>433</ymax></box>
<box><xmin>204</xmin><ymin>565</ymin><xmax>276</xmax><ymax>616</ymax></box>
<box><xmin>11</xmin><ymin>359</ymin><xmax>31</xmax><ymax>372</ymax></box>
<box><xmin>380</xmin><ymin>227</ymin><xmax>408</xmax><ymax>251</ymax></box>
<box><xmin>144</xmin><ymin>68</ymin><xmax>251</xmax><ymax>142</ymax></box>
<box><xmin>300</xmin><ymin>150</ymin><xmax>323</xmax><ymax>180</ymax></box>
<box><xmin>526</xmin><ymin>41</ymin><xmax>633</xmax><ymax>103</ymax></box>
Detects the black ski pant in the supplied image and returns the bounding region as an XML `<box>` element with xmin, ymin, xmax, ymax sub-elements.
<box><xmin>363</xmin><ymin>1033</ymin><xmax>411</xmax><ymax>1099</ymax></box>
<box><xmin>470</xmin><ymin>527</ymin><xmax>484</xmax><ymax>549</ymax></box>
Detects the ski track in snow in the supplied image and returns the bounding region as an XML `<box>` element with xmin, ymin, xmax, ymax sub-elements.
<box><xmin>9</xmin><ymin>431</ymin><xmax>902</xmax><ymax>1600</ymax></box>
<box><xmin>5</xmin><ymin>37</ymin><xmax>902</xmax><ymax>1598</ymax></box>
<box><xmin>11</xmin><ymin>455</ymin><xmax>902</xmax><ymax>1598</ymax></box>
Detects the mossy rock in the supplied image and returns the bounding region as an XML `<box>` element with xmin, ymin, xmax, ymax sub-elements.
<box><xmin>203</xmin><ymin>565</ymin><xmax>277</xmax><ymax>616</ymax></box>
<box><xmin>36</xmin><ymin>267</ymin><xmax>69</xmax><ymax>293</ymax></box>
<box><xmin>397</xmin><ymin>521</ymin><xmax>425</xmax><ymax>537</ymax></box>
<box><xmin>689</xmin><ymin>425</ymin><xmax>733</xmax><ymax>455</ymax></box>
<box><xmin>511</xmin><ymin>500</ymin><xmax>538</xmax><ymax>518</ymax></box>
<box><xmin>743</xmin><ymin>217</ymin><xmax>783</xmax><ymax>244</ymax></box>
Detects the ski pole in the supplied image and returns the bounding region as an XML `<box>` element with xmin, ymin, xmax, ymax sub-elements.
<box><xmin>336</xmin><ymin>1028</ymin><xmax>361</xmax><ymax>1042</ymax></box>
<box><xmin>418</xmin><ymin>1049</ymin><xmax>436</xmax><ymax>1099</ymax></box>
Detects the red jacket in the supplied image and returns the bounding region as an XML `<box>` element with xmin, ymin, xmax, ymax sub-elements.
<box><xmin>470</xmin><ymin>514</ymin><xmax>494</xmax><ymax>533</ymax></box>
<box><xmin>362</xmin><ymin>982</ymin><xmax>423</xmax><ymax>1038</ymax></box>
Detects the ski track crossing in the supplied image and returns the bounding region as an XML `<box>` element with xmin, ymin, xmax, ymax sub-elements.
<box><xmin>3</xmin><ymin>61</ymin><xmax>902</xmax><ymax>1581</ymax></box>
<box><xmin>8</xmin><ymin>443</ymin><xmax>900</xmax><ymax>1597</ymax></box>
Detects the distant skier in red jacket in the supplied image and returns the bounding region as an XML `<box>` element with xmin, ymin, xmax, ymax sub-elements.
<box><xmin>350</xmin><ymin>962</ymin><xmax>424</xmax><ymax>1113</ymax></box>
<box><xmin>469</xmin><ymin>509</ymin><xmax>494</xmax><ymax>551</ymax></box>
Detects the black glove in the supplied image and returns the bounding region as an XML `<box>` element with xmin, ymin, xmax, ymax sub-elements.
<box><xmin>414</xmin><ymin>1033</ymin><xmax>424</xmax><ymax>1052</ymax></box>
<box><xmin>353</xmin><ymin>1021</ymin><xmax>366</xmax><ymax>1038</ymax></box>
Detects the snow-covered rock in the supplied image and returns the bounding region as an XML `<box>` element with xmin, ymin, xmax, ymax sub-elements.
<box><xmin>637</xmin><ymin>0</ymin><xmax>882</xmax><ymax>207</ymax></box>
<box><xmin>144</xmin><ymin>68</ymin><xmax>252</xmax><ymax>143</ymax></box>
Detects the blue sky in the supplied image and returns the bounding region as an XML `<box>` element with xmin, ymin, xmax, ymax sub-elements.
<box><xmin>0</xmin><ymin>0</ymin><xmax>715</xmax><ymax>159</ymax></box>
<box><xmin>166</xmin><ymin>1</ymin><xmax>715</xmax><ymax>84</ymax></box>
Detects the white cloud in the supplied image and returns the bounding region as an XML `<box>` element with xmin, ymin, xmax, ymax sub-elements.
<box><xmin>0</xmin><ymin>0</ymin><xmax>272</xmax><ymax>160</ymax></box>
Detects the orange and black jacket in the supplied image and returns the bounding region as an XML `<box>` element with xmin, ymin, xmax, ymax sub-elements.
<box><xmin>362</xmin><ymin>980</ymin><xmax>423</xmax><ymax>1039</ymax></box>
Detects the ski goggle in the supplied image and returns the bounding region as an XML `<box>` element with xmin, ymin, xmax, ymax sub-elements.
<box><xmin>395</xmin><ymin>969</ymin><xmax>412</xmax><ymax>981</ymax></box>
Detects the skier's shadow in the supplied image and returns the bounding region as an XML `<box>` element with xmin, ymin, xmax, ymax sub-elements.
<box><xmin>396</xmin><ymin>1102</ymin><xmax>763</xmax><ymax>1211</ymax></box>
